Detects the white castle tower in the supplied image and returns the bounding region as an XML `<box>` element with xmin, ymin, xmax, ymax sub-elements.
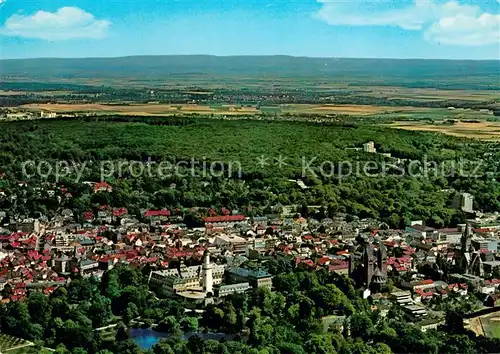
<box><xmin>202</xmin><ymin>250</ymin><xmax>213</xmax><ymax>294</ymax></box>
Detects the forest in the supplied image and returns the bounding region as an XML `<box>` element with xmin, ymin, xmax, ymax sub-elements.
<box><xmin>1</xmin><ymin>263</ymin><xmax>499</xmax><ymax>354</ymax></box>
<box><xmin>0</xmin><ymin>117</ymin><xmax>498</xmax><ymax>228</ymax></box>
<box><xmin>2</xmin><ymin>56</ymin><xmax>499</xmax><ymax>90</ymax></box>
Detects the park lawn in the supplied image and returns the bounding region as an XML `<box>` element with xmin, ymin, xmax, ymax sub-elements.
<box><xmin>484</xmin><ymin>318</ymin><xmax>500</xmax><ymax>338</ymax></box>
<box><xmin>489</xmin><ymin>324</ymin><xmax>500</xmax><ymax>338</ymax></box>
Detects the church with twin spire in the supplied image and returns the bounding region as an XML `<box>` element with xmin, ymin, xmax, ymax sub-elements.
<box><xmin>349</xmin><ymin>236</ymin><xmax>388</xmax><ymax>295</ymax></box>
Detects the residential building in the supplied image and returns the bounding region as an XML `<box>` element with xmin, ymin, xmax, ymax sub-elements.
<box><xmin>226</xmin><ymin>267</ymin><xmax>273</xmax><ymax>291</ymax></box>
<box><xmin>405</xmin><ymin>224</ymin><xmax>437</xmax><ymax>240</ymax></box>
<box><xmin>402</xmin><ymin>304</ymin><xmax>428</xmax><ymax>319</ymax></box>
<box><xmin>204</xmin><ymin>215</ymin><xmax>247</xmax><ymax>227</ymax></box>
<box><xmin>390</xmin><ymin>291</ymin><xmax>413</xmax><ymax>306</ymax></box>
<box><xmin>437</xmin><ymin>228</ymin><xmax>462</xmax><ymax>244</ymax></box>
<box><xmin>472</xmin><ymin>239</ymin><xmax>498</xmax><ymax>253</ymax></box>
<box><xmin>214</xmin><ymin>234</ymin><xmax>248</xmax><ymax>254</ymax></box>
<box><xmin>214</xmin><ymin>282</ymin><xmax>252</xmax><ymax>297</ymax></box>
<box><xmin>417</xmin><ymin>319</ymin><xmax>444</xmax><ymax>332</ymax></box>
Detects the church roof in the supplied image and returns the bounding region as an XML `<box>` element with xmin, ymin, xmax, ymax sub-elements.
<box><xmin>372</xmin><ymin>268</ymin><xmax>387</xmax><ymax>283</ymax></box>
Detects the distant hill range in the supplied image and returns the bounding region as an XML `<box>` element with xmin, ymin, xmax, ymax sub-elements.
<box><xmin>1</xmin><ymin>55</ymin><xmax>498</xmax><ymax>88</ymax></box>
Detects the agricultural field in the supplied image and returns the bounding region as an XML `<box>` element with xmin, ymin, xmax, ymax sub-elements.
<box><xmin>280</xmin><ymin>103</ymin><xmax>420</xmax><ymax>115</ymax></box>
<box><xmin>383</xmin><ymin>107</ymin><xmax>496</xmax><ymax>121</ymax></box>
<box><xmin>353</xmin><ymin>86</ymin><xmax>500</xmax><ymax>103</ymax></box>
<box><xmin>19</xmin><ymin>103</ymin><xmax>258</xmax><ymax>116</ymax></box>
<box><xmin>389</xmin><ymin>121</ymin><xmax>500</xmax><ymax>141</ymax></box>
<box><xmin>18</xmin><ymin>102</ymin><xmax>496</xmax><ymax>119</ymax></box>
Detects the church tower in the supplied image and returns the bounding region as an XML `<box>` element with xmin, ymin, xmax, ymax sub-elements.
<box><xmin>202</xmin><ymin>250</ymin><xmax>213</xmax><ymax>294</ymax></box>
<box><xmin>348</xmin><ymin>254</ymin><xmax>355</xmax><ymax>276</ymax></box>
<box><xmin>457</xmin><ymin>223</ymin><xmax>474</xmax><ymax>274</ymax></box>
<box><xmin>461</xmin><ymin>223</ymin><xmax>473</xmax><ymax>253</ymax></box>
<box><xmin>363</xmin><ymin>243</ymin><xmax>374</xmax><ymax>288</ymax></box>
<box><xmin>377</xmin><ymin>243</ymin><xmax>388</xmax><ymax>277</ymax></box>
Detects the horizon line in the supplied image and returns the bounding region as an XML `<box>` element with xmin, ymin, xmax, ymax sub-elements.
<box><xmin>1</xmin><ymin>54</ymin><xmax>499</xmax><ymax>62</ymax></box>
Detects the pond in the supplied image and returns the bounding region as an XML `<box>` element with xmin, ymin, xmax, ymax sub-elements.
<box><xmin>129</xmin><ymin>327</ymin><xmax>234</xmax><ymax>349</ymax></box>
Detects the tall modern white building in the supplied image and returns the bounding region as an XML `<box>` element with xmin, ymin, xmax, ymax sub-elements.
<box><xmin>462</xmin><ymin>193</ymin><xmax>474</xmax><ymax>213</ymax></box>
<box><xmin>363</xmin><ymin>141</ymin><xmax>376</xmax><ymax>154</ymax></box>
<box><xmin>454</xmin><ymin>192</ymin><xmax>474</xmax><ymax>213</ymax></box>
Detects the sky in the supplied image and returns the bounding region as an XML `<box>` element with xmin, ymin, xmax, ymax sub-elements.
<box><xmin>0</xmin><ymin>0</ymin><xmax>499</xmax><ymax>59</ymax></box>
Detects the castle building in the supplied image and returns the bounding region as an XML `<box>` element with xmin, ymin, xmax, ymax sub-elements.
<box><xmin>149</xmin><ymin>254</ymin><xmax>225</xmax><ymax>295</ymax></box>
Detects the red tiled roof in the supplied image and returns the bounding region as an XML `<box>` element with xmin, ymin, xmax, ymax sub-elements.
<box><xmin>317</xmin><ymin>257</ymin><xmax>330</xmax><ymax>265</ymax></box>
<box><xmin>113</xmin><ymin>208</ymin><xmax>128</xmax><ymax>217</ymax></box>
<box><xmin>328</xmin><ymin>262</ymin><xmax>349</xmax><ymax>271</ymax></box>
<box><xmin>94</xmin><ymin>182</ymin><xmax>112</xmax><ymax>191</ymax></box>
<box><xmin>437</xmin><ymin>228</ymin><xmax>459</xmax><ymax>233</ymax></box>
<box><xmin>43</xmin><ymin>287</ymin><xmax>56</xmax><ymax>295</ymax></box>
<box><xmin>204</xmin><ymin>215</ymin><xmax>246</xmax><ymax>223</ymax></box>
<box><xmin>144</xmin><ymin>209</ymin><xmax>171</xmax><ymax>217</ymax></box>
<box><xmin>10</xmin><ymin>295</ymin><xmax>25</xmax><ymax>302</ymax></box>
<box><xmin>22</xmin><ymin>237</ymin><xmax>37</xmax><ymax>245</ymax></box>
<box><xmin>475</xmin><ymin>228</ymin><xmax>495</xmax><ymax>233</ymax></box>
<box><xmin>300</xmin><ymin>259</ymin><xmax>316</xmax><ymax>268</ymax></box>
